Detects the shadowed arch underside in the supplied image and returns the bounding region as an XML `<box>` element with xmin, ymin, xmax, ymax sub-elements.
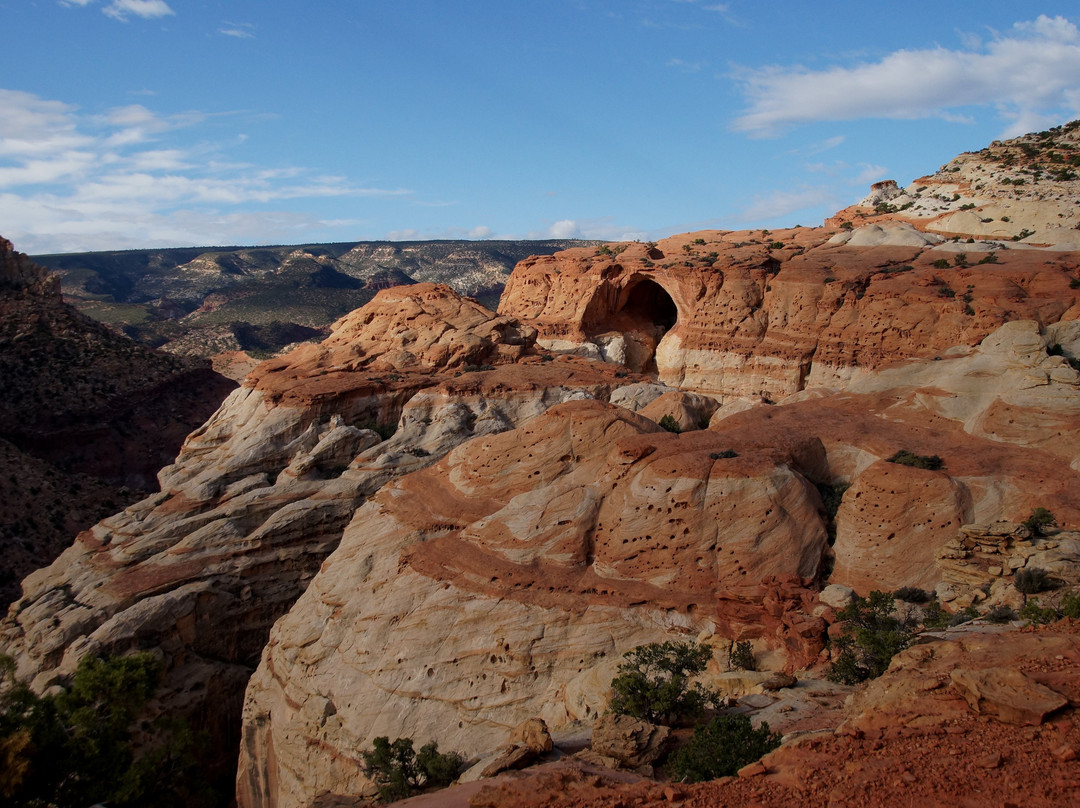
<box><xmin>585</xmin><ymin>277</ymin><xmax>679</xmax><ymax>373</ymax></box>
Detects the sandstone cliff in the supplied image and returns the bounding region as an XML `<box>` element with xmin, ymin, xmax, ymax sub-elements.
<box><xmin>0</xmin><ymin>283</ymin><xmax>628</xmax><ymax>792</ymax></box>
<box><xmin>0</xmin><ymin>237</ymin><xmax>235</xmax><ymax>606</ymax></box>
<box><xmin>4</xmin><ymin>127</ymin><xmax>1080</xmax><ymax>808</ymax></box>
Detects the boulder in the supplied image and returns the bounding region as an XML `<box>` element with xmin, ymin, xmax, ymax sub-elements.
<box><xmin>509</xmin><ymin>718</ymin><xmax>554</xmax><ymax>754</ymax></box>
<box><xmin>588</xmin><ymin>714</ymin><xmax>671</xmax><ymax>768</ymax></box>
<box><xmin>950</xmin><ymin>667</ymin><xmax>1069</xmax><ymax>725</ymax></box>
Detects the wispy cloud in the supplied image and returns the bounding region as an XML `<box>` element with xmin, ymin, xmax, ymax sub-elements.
<box><xmin>525</xmin><ymin>217</ymin><xmax>646</xmax><ymax>242</ymax></box>
<box><xmin>666</xmin><ymin>57</ymin><xmax>705</xmax><ymax>73</ymax></box>
<box><xmin>220</xmin><ymin>22</ymin><xmax>256</xmax><ymax>39</ymax></box>
<box><xmin>788</xmin><ymin>135</ymin><xmax>845</xmax><ymax>157</ymax></box>
<box><xmin>804</xmin><ymin>159</ymin><xmax>890</xmax><ymax>187</ymax></box>
<box><xmin>0</xmin><ymin>88</ymin><xmax>410</xmax><ymax>252</ymax></box>
<box><xmin>733</xmin><ymin>15</ymin><xmax>1080</xmax><ymax>137</ymax></box>
<box><xmin>62</xmin><ymin>0</ymin><xmax>176</xmax><ymax>21</ymax></box>
<box><xmin>736</xmin><ymin>186</ymin><xmax>839</xmax><ymax>224</ymax></box>
<box><xmin>104</xmin><ymin>0</ymin><xmax>175</xmax><ymax>21</ymax></box>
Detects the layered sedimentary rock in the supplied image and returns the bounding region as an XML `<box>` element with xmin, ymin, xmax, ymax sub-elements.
<box><xmin>0</xmin><ymin>237</ymin><xmax>235</xmax><ymax>605</ymax></box>
<box><xmin>0</xmin><ymin>284</ymin><xmax>625</xmax><ymax>789</ymax></box>
<box><xmin>237</xmin><ymin>398</ymin><xmax>831</xmax><ymax>806</ymax></box>
<box><xmin>235</xmin><ymin>316</ymin><xmax>1080</xmax><ymax>806</ymax></box>
<box><xmin>498</xmin><ymin>227</ymin><xmax>1080</xmax><ymax>400</ymax></box>
<box><xmin>7</xmin><ymin>125</ymin><xmax>1080</xmax><ymax>808</ymax></box>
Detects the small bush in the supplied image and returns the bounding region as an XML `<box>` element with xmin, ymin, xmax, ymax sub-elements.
<box><xmin>361</xmin><ymin>736</ymin><xmax>462</xmax><ymax>803</ymax></box>
<box><xmin>894</xmin><ymin>586</ymin><xmax>932</xmax><ymax>604</ymax></box>
<box><xmin>709</xmin><ymin>450</ymin><xmax>738</xmax><ymax>460</ymax></box>
<box><xmin>1022</xmin><ymin>507</ymin><xmax>1056</xmax><ymax>537</ymax></box>
<box><xmin>658</xmin><ymin>415</ymin><xmax>682</xmax><ymax>433</ymax></box>
<box><xmin>0</xmin><ymin>652</ymin><xmax>209</xmax><ymax>808</ymax></box>
<box><xmin>667</xmin><ymin>715</ymin><xmax>781</xmax><ymax>783</ymax></box>
<box><xmin>728</xmin><ymin>641</ymin><xmax>756</xmax><ymax>672</ymax></box>
<box><xmin>949</xmin><ymin>605</ymin><xmax>980</xmax><ymax>627</ymax></box>
<box><xmin>920</xmin><ymin>599</ymin><xmax>950</xmax><ymax>629</ymax></box>
<box><xmin>984</xmin><ymin>605</ymin><xmax>1017</xmax><ymax>624</ymax></box>
<box><xmin>827</xmin><ymin>591</ymin><xmax>913</xmax><ymax>685</ymax></box>
<box><xmin>816</xmin><ymin>481</ymin><xmax>850</xmax><ymax>523</ymax></box>
<box><xmin>933</xmin><ymin>258</ymin><xmax>950</xmax><ymax>269</ymax></box>
<box><xmin>1061</xmin><ymin>591</ymin><xmax>1080</xmax><ymax>619</ymax></box>
<box><xmin>1019</xmin><ymin>599</ymin><xmax>1058</xmax><ymax>626</ymax></box>
<box><xmin>1015</xmin><ymin>567</ymin><xmax>1053</xmax><ymax>595</ymax></box>
<box><xmin>887</xmin><ymin>450</ymin><xmax>944</xmax><ymax>470</ymax></box>
<box><xmin>609</xmin><ymin>641</ymin><xmax>721</xmax><ymax>726</ymax></box>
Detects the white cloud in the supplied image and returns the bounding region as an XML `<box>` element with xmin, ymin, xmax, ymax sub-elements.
<box><xmin>103</xmin><ymin>0</ymin><xmax>175</xmax><ymax>21</ymax></box>
<box><xmin>733</xmin><ymin>15</ymin><xmax>1080</xmax><ymax>137</ymax></box>
<box><xmin>852</xmin><ymin>163</ymin><xmax>889</xmax><ymax>186</ymax></box>
<box><xmin>468</xmin><ymin>226</ymin><xmax>493</xmax><ymax>239</ymax></box>
<box><xmin>0</xmin><ymin>88</ymin><xmax>411</xmax><ymax>252</ymax></box>
<box><xmin>547</xmin><ymin>219</ymin><xmax>581</xmax><ymax>239</ymax></box>
<box><xmin>525</xmin><ymin>217</ymin><xmax>646</xmax><ymax>242</ymax></box>
<box><xmin>667</xmin><ymin>58</ymin><xmax>705</xmax><ymax>73</ymax></box>
<box><xmin>788</xmin><ymin>135</ymin><xmax>845</xmax><ymax>157</ymax></box>
<box><xmin>736</xmin><ymin>186</ymin><xmax>839</xmax><ymax>224</ymax></box>
<box><xmin>220</xmin><ymin>22</ymin><xmax>255</xmax><ymax>39</ymax></box>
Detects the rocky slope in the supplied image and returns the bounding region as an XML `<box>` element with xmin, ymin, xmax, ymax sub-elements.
<box><xmin>3</xmin><ymin>126</ymin><xmax>1080</xmax><ymax>807</ymax></box>
<box><xmin>0</xmin><ymin>283</ymin><xmax>631</xmax><ymax>793</ymax></box>
<box><xmin>0</xmin><ymin>237</ymin><xmax>235</xmax><ymax>606</ymax></box>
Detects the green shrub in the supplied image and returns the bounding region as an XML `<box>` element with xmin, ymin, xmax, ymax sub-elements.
<box><xmin>667</xmin><ymin>715</ymin><xmax>781</xmax><ymax>783</ymax></box>
<box><xmin>826</xmin><ymin>591</ymin><xmax>913</xmax><ymax>685</ymax></box>
<box><xmin>658</xmin><ymin>415</ymin><xmax>682</xmax><ymax>433</ymax></box>
<box><xmin>609</xmin><ymin>641</ymin><xmax>721</xmax><ymax>726</ymax></box>
<box><xmin>984</xmin><ymin>604</ymin><xmax>1017</xmax><ymax>624</ymax></box>
<box><xmin>1022</xmin><ymin>507</ymin><xmax>1056</xmax><ymax>537</ymax></box>
<box><xmin>709</xmin><ymin>450</ymin><xmax>738</xmax><ymax>460</ymax></box>
<box><xmin>1015</xmin><ymin>567</ymin><xmax>1053</xmax><ymax>595</ymax></box>
<box><xmin>887</xmin><ymin>450</ymin><xmax>944</xmax><ymax>470</ymax></box>
<box><xmin>815</xmin><ymin>482</ymin><xmax>850</xmax><ymax>522</ymax></box>
<box><xmin>933</xmin><ymin>258</ymin><xmax>950</xmax><ymax>269</ymax></box>
<box><xmin>728</xmin><ymin>641</ymin><xmax>756</xmax><ymax>672</ymax></box>
<box><xmin>1061</xmin><ymin>591</ymin><xmax>1080</xmax><ymax>619</ymax></box>
<box><xmin>1019</xmin><ymin>599</ymin><xmax>1058</xmax><ymax>626</ymax></box>
<box><xmin>894</xmin><ymin>586</ymin><xmax>932</xmax><ymax>604</ymax></box>
<box><xmin>0</xmin><ymin>652</ymin><xmax>209</xmax><ymax>808</ymax></box>
<box><xmin>948</xmin><ymin>605</ymin><xmax>980</xmax><ymax>627</ymax></box>
<box><xmin>361</xmin><ymin>736</ymin><xmax>462</xmax><ymax>803</ymax></box>
<box><xmin>920</xmin><ymin>599</ymin><xmax>950</xmax><ymax>629</ymax></box>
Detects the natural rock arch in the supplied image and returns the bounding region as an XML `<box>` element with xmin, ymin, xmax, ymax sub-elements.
<box><xmin>584</xmin><ymin>276</ymin><xmax>679</xmax><ymax>372</ymax></box>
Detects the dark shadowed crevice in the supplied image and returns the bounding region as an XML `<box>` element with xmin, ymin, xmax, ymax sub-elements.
<box><xmin>584</xmin><ymin>277</ymin><xmax>679</xmax><ymax>373</ymax></box>
<box><xmin>621</xmin><ymin>279</ymin><xmax>678</xmax><ymax>335</ymax></box>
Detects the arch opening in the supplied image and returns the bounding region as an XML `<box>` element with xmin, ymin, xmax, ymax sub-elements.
<box><xmin>585</xmin><ymin>278</ymin><xmax>678</xmax><ymax>373</ymax></box>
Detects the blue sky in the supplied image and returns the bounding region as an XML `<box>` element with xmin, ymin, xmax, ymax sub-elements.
<box><xmin>2</xmin><ymin>1</ymin><xmax>1080</xmax><ymax>253</ymax></box>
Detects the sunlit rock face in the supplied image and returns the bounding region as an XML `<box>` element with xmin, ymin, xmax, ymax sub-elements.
<box><xmin>8</xmin><ymin>126</ymin><xmax>1080</xmax><ymax>808</ymax></box>
<box><xmin>237</xmin><ymin>398</ymin><xmax>833</xmax><ymax>807</ymax></box>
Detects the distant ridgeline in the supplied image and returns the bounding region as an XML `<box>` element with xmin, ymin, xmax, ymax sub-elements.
<box><xmin>34</xmin><ymin>239</ymin><xmax>596</xmax><ymax>360</ymax></box>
